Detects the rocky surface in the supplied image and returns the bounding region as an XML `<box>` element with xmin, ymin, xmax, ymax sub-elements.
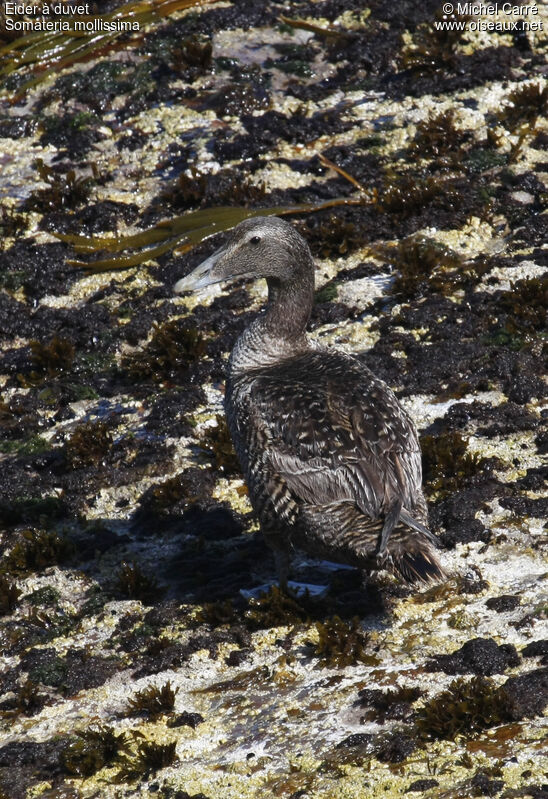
<box><xmin>0</xmin><ymin>1</ymin><xmax>547</xmax><ymax>797</ymax></box>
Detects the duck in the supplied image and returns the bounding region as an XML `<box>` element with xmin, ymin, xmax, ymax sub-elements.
<box><xmin>174</xmin><ymin>216</ymin><xmax>444</xmax><ymax>589</ymax></box>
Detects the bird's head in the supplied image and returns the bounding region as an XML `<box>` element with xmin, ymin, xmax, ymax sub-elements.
<box><xmin>173</xmin><ymin>215</ymin><xmax>312</xmax><ymax>294</ymax></box>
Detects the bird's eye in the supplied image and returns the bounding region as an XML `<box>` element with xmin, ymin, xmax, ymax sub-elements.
<box><xmin>250</xmin><ymin>235</ymin><xmax>261</xmax><ymax>245</ymax></box>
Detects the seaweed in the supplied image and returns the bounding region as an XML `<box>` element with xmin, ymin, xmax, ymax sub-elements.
<box><xmin>494</xmin><ymin>276</ymin><xmax>547</xmax><ymax>336</ymax></box>
<box><xmin>25</xmin><ymin>585</ymin><xmax>60</xmax><ymax>607</ymax></box>
<box><xmin>23</xmin><ymin>159</ymin><xmax>95</xmax><ymax>213</ymax></box>
<box><xmin>169</xmin><ymin>35</ymin><xmax>212</xmax><ymax>71</ymax></box>
<box><xmin>0</xmin><ymin>494</ymin><xmax>64</xmax><ymax>526</ymax></box>
<box><xmin>298</xmin><ymin>212</ymin><xmax>368</xmax><ymax>258</ymax></box>
<box><xmin>159</xmin><ymin>166</ymin><xmax>266</xmax><ymax>211</ymax></box>
<box><xmin>1</xmin><ymin>529</ymin><xmax>74</xmax><ymax>576</ymax></box>
<box><xmin>1</xmin><ymin>678</ymin><xmax>49</xmax><ymax>717</ymax></box>
<box><xmin>197</xmin><ymin>598</ymin><xmax>237</xmax><ymax>626</ymax></box>
<box><xmin>498</xmin><ymin>82</ymin><xmax>548</xmax><ymax>132</ymax></box>
<box><xmin>0</xmin><ymin>436</ymin><xmax>51</xmax><ymax>456</ymax></box>
<box><xmin>52</xmin><ymin>198</ymin><xmax>361</xmax><ymax>274</ymax></box>
<box><xmin>0</xmin><ymin>206</ymin><xmax>26</xmax><ymax>240</ymax></box>
<box><xmin>0</xmin><ymin>575</ymin><xmax>21</xmax><ymax>615</ymax></box>
<box><xmin>65</xmin><ymin>420</ymin><xmax>113</xmax><ymax>468</ymax></box>
<box><xmin>244</xmin><ymin>585</ymin><xmax>310</xmax><ymax>630</ymax></box>
<box><xmin>377</xmin><ymin>235</ymin><xmax>465</xmax><ymax>298</ymax></box>
<box><xmin>126</xmin><ymin>681</ymin><xmax>178</xmax><ymax>719</ymax></box>
<box><xmin>357</xmin><ymin>685</ymin><xmax>423</xmax><ymax>723</ymax></box>
<box><xmin>61</xmin><ymin>726</ymin><xmax>129</xmax><ymax>778</ymax></box>
<box><xmin>377</xmin><ymin>173</ymin><xmax>455</xmax><ymax>217</ymax></box>
<box><xmin>311</xmin><ymin>615</ymin><xmax>370</xmax><ymax>668</ymax></box>
<box><xmin>421</xmin><ymin>432</ymin><xmax>483</xmax><ymax>499</ymax></box>
<box><xmin>415</xmin><ymin>677</ymin><xmax>506</xmax><ymax>740</ymax></box>
<box><xmin>115</xmin><ymin>734</ymin><xmax>177</xmax><ymax>781</ymax></box>
<box><xmin>121</xmin><ymin>320</ymin><xmax>206</xmax><ymax>382</ymax></box>
<box><xmin>408</xmin><ymin>109</ymin><xmax>469</xmax><ymax>164</ymax></box>
<box><xmin>465</xmin><ymin>147</ymin><xmax>508</xmax><ymax>174</ymax></box>
<box><xmin>29</xmin><ymin>336</ymin><xmax>75</xmax><ymax>377</ymax></box>
<box><xmin>142</xmin><ymin>470</ymin><xmax>214</xmax><ymax>515</ymax></box>
<box><xmin>115</xmin><ymin>562</ymin><xmax>164</xmax><ymax>604</ymax></box>
<box><xmin>314</xmin><ymin>282</ymin><xmax>338</xmax><ymax>303</ymax></box>
<box><xmin>200</xmin><ymin>414</ymin><xmax>240</xmax><ymax>476</ymax></box>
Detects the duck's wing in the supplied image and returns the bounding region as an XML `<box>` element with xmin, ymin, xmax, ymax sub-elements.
<box><xmin>242</xmin><ymin>352</ymin><xmax>425</xmax><ymax>524</ymax></box>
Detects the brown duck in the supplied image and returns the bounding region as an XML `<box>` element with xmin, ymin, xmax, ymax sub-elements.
<box><xmin>175</xmin><ymin>216</ymin><xmax>444</xmax><ymax>589</ymax></box>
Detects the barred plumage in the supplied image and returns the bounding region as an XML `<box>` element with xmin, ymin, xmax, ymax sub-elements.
<box><xmin>174</xmin><ymin>216</ymin><xmax>445</xmax><ymax>588</ymax></box>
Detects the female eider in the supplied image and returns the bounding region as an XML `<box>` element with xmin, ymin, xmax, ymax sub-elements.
<box><xmin>174</xmin><ymin>216</ymin><xmax>444</xmax><ymax>587</ymax></box>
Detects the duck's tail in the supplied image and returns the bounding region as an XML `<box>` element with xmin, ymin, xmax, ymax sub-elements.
<box><xmin>299</xmin><ymin>501</ymin><xmax>446</xmax><ymax>584</ymax></box>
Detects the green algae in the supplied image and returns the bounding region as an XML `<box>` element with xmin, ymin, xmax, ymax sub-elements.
<box><xmin>0</xmin><ymin>436</ymin><xmax>51</xmax><ymax>456</ymax></box>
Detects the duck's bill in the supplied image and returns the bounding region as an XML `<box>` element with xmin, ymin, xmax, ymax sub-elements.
<box><xmin>174</xmin><ymin>250</ymin><xmax>223</xmax><ymax>294</ymax></box>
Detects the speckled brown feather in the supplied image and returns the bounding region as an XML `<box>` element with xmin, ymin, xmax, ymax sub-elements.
<box><xmin>227</xmin><ymin>349</ymin><xmax>444</xmax><ymax>583</ymax></box>
<box><xmin>176</xmin><ymin>215</ymin><xmax>444</xmax><ymax>585</ymax></box>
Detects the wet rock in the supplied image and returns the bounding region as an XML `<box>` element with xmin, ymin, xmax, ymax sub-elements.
<box><xmin>426</xmin><ymin>638</ymin><xmax>520</xmax><ymax>676</ymax></box>
<box><xmin>471</xmin><ymin>771</ymin><xmax>504</xmax><ymax>796</ymax></box>
<box><xmin>500</xmin><ymin>667</ymin><xmax>548</xmax><ymax>720</ymax></box>
<box><xmin>485</xmin><ymin>595</ymin><xmax>521</xmax><ymax>613</ymax></box>
<box><xmin>406</xmin><ymin>779</ymin><xmax>439</xmax><ymax>792</ymax></box>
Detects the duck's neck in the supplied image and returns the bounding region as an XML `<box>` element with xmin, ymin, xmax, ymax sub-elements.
<box><xmin>229</xmin><ymin>269</ymin><xmax>315</xmax><ymax>374</ymax></box>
